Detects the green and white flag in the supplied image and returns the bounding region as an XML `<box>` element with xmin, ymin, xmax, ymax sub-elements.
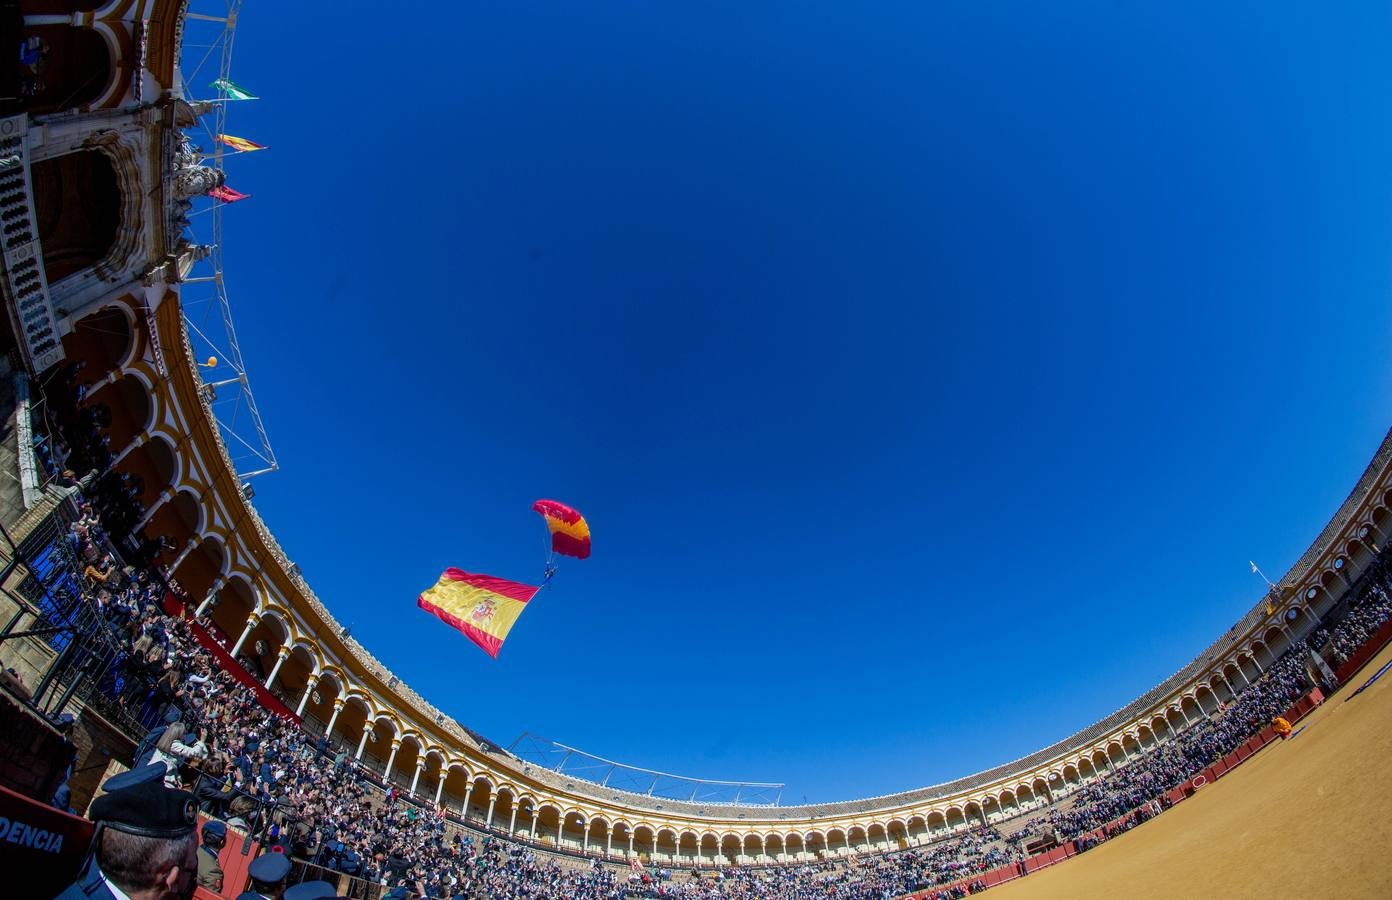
<box><xmin>210</xmin><ymin>78</ymin><xmax>257</xmax><ymax>100</ymax></box>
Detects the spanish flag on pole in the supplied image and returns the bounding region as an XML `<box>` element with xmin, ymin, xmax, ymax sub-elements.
<box><xmin>215</xmin><ymin>134</ymin><xmax>267</xmax><ymax>153</ymax></box>
<box><xmin>417</xmin><ymin>568</ymin><xmax>539</xmax><ymax>659</ymax></box>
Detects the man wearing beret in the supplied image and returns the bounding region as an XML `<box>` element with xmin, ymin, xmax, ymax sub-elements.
<box><xmin>235</xmin><ymin>851</ymin><xmax>291</xmax><ymax>900</ymax></box>
<box><xmin>196</xmin><ymin>820</ymin><xmax>227</xmax><ymax>892</ymax></box>
<box><xmin>55</xmin><ymin>764</ymin><xmax>200</xmax><ymax>900</ymax></box>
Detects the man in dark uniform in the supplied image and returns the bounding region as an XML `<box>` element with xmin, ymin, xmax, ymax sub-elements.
<box><xmin>54</xmin><ymin>763</ymin><xmax>200</xmax><ymax>900</ymax></box>
<box><xmin>196</xmin><ymin>820</ymin><xmax>227</xmax><ymax>892</ymax></box>
<box><xmin>235</xmin><ymin>851</ymin><xmax>291</xmax><ymax>900</ymax></box>
<box><xmin>283</xmin><ymin>881</ymin><xmax>339</xmax><ymax>900</ymax></box>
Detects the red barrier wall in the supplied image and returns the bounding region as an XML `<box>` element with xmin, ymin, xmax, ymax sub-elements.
<box><xmin>187</xmin><ymin>622</ymin><xmax>299</xmax><ymax>724</ymax></box>
<box><xmin>193</xmin><ymin>813</ymin><xmax>261</xmax><ymax>899</ymax></box>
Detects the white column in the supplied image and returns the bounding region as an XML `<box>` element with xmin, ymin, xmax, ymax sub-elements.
<box><xmin>529</xmin><ymin>809</ymin><xmax>537</xmax><ymax>839</ymax></box>
<box><xmin>168</xmin><ymin>536</ymin><xmax>200</xmax><ymax>576</ymax></box>
<box><xmin>356</xmin><ymin>723</ymin><xmax>372</xmax><ymax>760</ymax></box>
<box><xmin>410</xmin><ymin>759</ymin><xmax>425</xmax><ymax>794</ymax></box>
<box><xmin>628</xmin><ymin>833</ymin><xmax>635</xmax><ymax>858</ymax></box>
<box><xmin>508</xmin><ymin>805</ymin><xmax>518</xmax><ymax>836</ymax></box>
<box><xmin>582</xmin><ymin>821</ymin><xmax>589</xmax><ymax>853</ymax></box>
<box><xmin>606</xmin><ymin>829</ymin><xmax>613</xmax><ymax>857</ymax></box>
<box><xmin>384</xmin><ymin>740</ymin><xmax>401</xmax><ymax>782</ymax></box>
<box><xmin>109</xmin><ymin>431</ymin><xmax>149</xmax><ymax>469</ymax></box>
<box><xmin>264</xmin><ymin>647</ymin><xmax>290</xmax><ymax>690</ymax></box>
<box><xmin>557</xmin><ymin>818</ymin><xmax>564</xmax><ymax>848</ymax></box>
<box><xmin>461</xmin><ymin>783</ymin><xmax>474</xmax><ymax>819</ymax></box>
<box><xmin>229</xmin><ymin>615</ymin><xmax>260</xmax><ymax>656</ymax></box>
<box><xmin>295</xmin><ymin>675</ymin><xmax>319</xmax><ymax>717</ymax></box>
<box><xmin>434</xmin><ymin>776</ymin><xmax>446</xmax><ymax>805</ymax></box>
<box><xmin>134</xmin><ymin>489</ymin><xmax>173</xmax><ymax>532</ymax></box>
<box><xmin>194</xmin><ymin>577</ymin><xmax>225</xmax><ymax>617</ymax></box>
<box><xmin>486</xmin><ymin>793</ymin><xmax>496</xmax><ymax>829</ymax></box>
<box><xmin>325</xmin><ymin>699</ymin><xmax>345</xmax><ymax>736</ymax></box>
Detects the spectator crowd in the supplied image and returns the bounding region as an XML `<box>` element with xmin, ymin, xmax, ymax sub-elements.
<box><xmin>9</xmin><ymin>362</ymin><xmax>1392</xmax><ymax>899</ymax></box>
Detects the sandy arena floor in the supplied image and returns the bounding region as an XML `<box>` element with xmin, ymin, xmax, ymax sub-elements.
<box><xmin>987</xmin><ymin>641</ymin><xmax>1392</xmax><ymax>900</ymax></box>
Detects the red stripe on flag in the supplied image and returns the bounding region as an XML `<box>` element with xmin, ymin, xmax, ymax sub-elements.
<box><xmin>440</xmin><ymin>568</ymin><xmax>538</xmax><ymax>602</ymax></box>
<box><xmin>417</xmin><ymin>595</ymin><xmax>505</xmax><ymax>658</ymax></box>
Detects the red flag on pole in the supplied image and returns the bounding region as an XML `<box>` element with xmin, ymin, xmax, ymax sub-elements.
<box><xmin>209</xmin><ymin>185</ymin><xmax>250</xmax><ymax>203</ymax></box>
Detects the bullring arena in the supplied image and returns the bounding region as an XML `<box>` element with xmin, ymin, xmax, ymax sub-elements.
<box><xmin>0</xmin><ymin>3</ymin><xmax>1390</xmax><ymax>899</ymax></box>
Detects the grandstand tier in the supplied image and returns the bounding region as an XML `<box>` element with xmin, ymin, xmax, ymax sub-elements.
<box><xmin>0</xmin><ymin>5</ymin><xmax>1389</xmax><ymax>899</ymax></box>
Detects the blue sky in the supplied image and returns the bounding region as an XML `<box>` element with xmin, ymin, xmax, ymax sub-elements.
<box><xmin>196</xmin><ymin>2</ymin><xmax>1391</xmax><ymax>802</ymax></box>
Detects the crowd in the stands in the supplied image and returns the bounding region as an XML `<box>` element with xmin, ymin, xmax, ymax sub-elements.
<box><xmin>15</xmin><ymin>361</ymin><xmax>1392</xmax><ymax>899</ymax></box>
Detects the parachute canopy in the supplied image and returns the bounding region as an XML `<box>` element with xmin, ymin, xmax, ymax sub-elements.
<box><xmin>532</xmin><ymin>499</ymin><xmax>591</xmax><ymax>560</ymax></box>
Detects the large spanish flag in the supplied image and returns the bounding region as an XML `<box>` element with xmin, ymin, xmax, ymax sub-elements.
<box><xmin>418</xmin><ymin>568</ymin><xmax>539</xmax><ymax>659</ymax></box>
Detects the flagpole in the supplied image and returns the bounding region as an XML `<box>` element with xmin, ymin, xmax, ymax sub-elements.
<box><xmin>1249</xmin><ymin>561</ymin><xmax>1276</xmax><ymax>591</ymax></box>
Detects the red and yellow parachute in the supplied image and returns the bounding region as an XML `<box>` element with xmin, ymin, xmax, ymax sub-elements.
<box><xmin>532</xmin><ymin>499</ymin><xmax>591</xmax><ymax>560</ymax></box>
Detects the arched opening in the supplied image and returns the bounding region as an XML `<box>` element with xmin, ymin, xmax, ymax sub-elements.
<box><xmin>698</xmin><ymin>833</ymin><xmax>719</xmax><ymax>866</ymax></box>
<box><xmin>657</xmin><ymin>828</ymin><xmax>680</xmax><ymax>863</ymax></box>
<box><xmin>301</xmin><ymin>670</ymin><xmax>342</xmax><ymax>735</ymax></box>
<box><xmin>146</xmin><ymin>489</ymin><xmax>201</xmax><ymax>567</ymax></box>
<box><xmin>741</xmin><ymin>833</ymin><xmax>761</xmax><ymax>863</ymax></box>
<box><xmin>718</xmin><ymin>833</ymin><xmax>739</xmax><ymax>865</ymax></box>
<box><xmin>64</xmin><ymin>306</ymin><xmax>136</xmax><ymax>381</ymax></box>
<box><xmin>945</xmin><ymin>808</ymin><xmax>966</xmax><ymax>832</ymax></box>
<box><xmin>334</xmin><ymin>695</ymin><xmax>372</xmax><ymax>755</ymax></box>
<box><xmin>391</xmin><ymin>734</ymin><xmax>422</xmax><ymax>790</ymax></box>
<box><xmin>126</xmin><ymin>435</ymin><xmax>177</xmax><ymax>511</ymax></box>
<box><xmin>441</xmin><ymin>764</ymin><xmax>471</xmax><ymax>814</ymax></box>
<box><xmin>94</xmin><ymin>376</ymin><xmax>151</xmax><ymax>456</ymax></box>
<box><xmin>464</xmin><ymin>776</ymin><xmax>493</xmax><ymax>822</ymax></box>
<box><xmin>584</xmin><ymin>817</ymin><xmax>609</xmax><ymax>856</ymax></box>
<box><xmin>1264</xmin><ymin>626</ymin><xmax>1290</xmax><ymax>662</ymax></box>
<box><xmin>784</xmin><ymin>833</ymin><xmax>803</xmax><ymax>862</ymax></box>
<box><xmin>173</xmin><ymin>534</ymin><xmax>225</xmax><ymax>604</ymax></box>
<box><xmin>360</xmin><ymin>717</ymin><xmax>398</xmax><ymax>777</ymax></box>
<box><xmin>926</xmin><ymin>811</ymin><xmax>947</xmax><ymax>836</ymax></box>
<box><xmin>1063</xmin><ymin>764</ymin><xmax>1081</xmax><ymax>787</ymax></box>
<box><xmin>207</xmin><ymin>576</ymin><xmax>256</xmax><ymax>647</ymax></box>
<box><xmin>535</xmin><ymin>805</ymin><xmax>561</xmax><ymax>848</ymax></box>
<box><xmin>271</xmin><ymin>641</ymin><xmax>318</xmax><ymax>710</ymax></box>
<box><xmin>240</xmin><ymin>611</ymin><xmax>290</xmax><ymax>681</ymax></box>
<box><xmin>31</xmin><ymin>150</ymin><xmax>120</xmax><ymax>281</ymax></box>
<box><xmin>678</xmin><ymin>831</ymin><xmax>700</xmax><ymax>864</ymax></box>
<box><xmin>906</xmin><ymin>816</ymin><xmax>928</xmax><ymax>846</ymax></box>
<box><xmin>15</xmin><ymin>24</ymin><xmax>112</xmax><ymax>115</ymax></box>
<box><xmin>826</xmin><ymin>827</ymin><xmax>848</xmax><ymax>856</ymax></box>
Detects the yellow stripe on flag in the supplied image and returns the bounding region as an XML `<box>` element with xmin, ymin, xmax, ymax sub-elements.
<box><xmin>417</xmin><ymin>568</ymin><xmax>538</xmax><ymax>658</ymax></box>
